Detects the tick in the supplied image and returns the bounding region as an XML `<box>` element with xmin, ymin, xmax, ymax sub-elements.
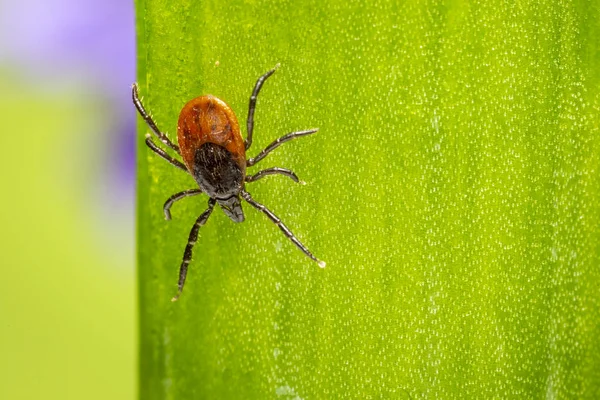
<box><xmin>133</xmin><ymin>65</ymin><xmax>325</xmax><ymax>301</ymax></box>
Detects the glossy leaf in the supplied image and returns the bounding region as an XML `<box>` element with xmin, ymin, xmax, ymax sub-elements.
<box><xmin>136</xmin><ymin>0</ymin><xmax>600</xmax><ymax>398</ymax></box>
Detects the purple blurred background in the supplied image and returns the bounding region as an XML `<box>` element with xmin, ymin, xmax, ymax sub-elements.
<box><xmin>0</xmin><ymin>1</ymin><xmax>136</xmax><ymax>398</ymax></box>
<box><xmin>0</xmin><ymin>0</ymin><xmax>136</xmax><ymax>212</ymax></box>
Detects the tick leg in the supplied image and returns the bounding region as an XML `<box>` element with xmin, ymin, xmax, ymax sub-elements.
<box><xmin>245</xmin><ymin>65</ymin><xmax>279</xmax><ymax>151</ymax></box>
<box><xmin>246</xmin><ymin>129</ymin><xmax>319</xmax><ymax>167</ymax></box>
<box><xmin>245</xmin><ymin>167</ymin><xmax>301</xmax><ymax>184</ymax></box>
<box><xmin>163</xmin><ymin>189</ymin><xmax>203</xmax><ymax>220</ymax></box>
<box><xmin>172</xmin><ymin>198</ymin><xmax>216</xmax><ymax>302</ymax></box>
<box><xmin>132</xmin><ymin>82</ymin><xmax>181</xmax><ymax>154</ymax></box>
<box><xmin>240</xmin><ymin>190</ymin><xmax>325</xmax><ymax>268</ymax></box>
<box><xmin>145</xmin><ymin>134</ymin><xmax>188</xmax><ymax>172</ymax></box>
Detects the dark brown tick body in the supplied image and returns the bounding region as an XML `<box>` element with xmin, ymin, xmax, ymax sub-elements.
<box><xmin>178</xmin><ymin>96</ymin><xmax>247</xmax><ymax>222</ymax></box>
<box><xmin>133</xmin><ymin>66</ymin><xmax>325</xmax><ymax>301</ymax></box>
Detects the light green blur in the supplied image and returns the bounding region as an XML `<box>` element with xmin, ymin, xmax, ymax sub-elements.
<box><xmin>0</xmin><ymin>74</ymin><xmax>134</xmax><ymax>399</ymax></box>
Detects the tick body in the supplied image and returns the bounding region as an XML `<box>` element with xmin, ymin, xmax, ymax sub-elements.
<box><xmin>178</xmin><ymin>96</ymin><xmax>247</xmax><ymax>221</ymax></box>
<box><xmin>133</xmin><ymin>66</ymin><xmax>325</xmax><ymax>301</ymax></box>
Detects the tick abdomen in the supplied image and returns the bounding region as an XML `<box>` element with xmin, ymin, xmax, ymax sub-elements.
<box><xmin>193</xmin><ymin>143</ymin><xmax>243</xmax><ymax>198</ymax></box>
<box><xmin>177</xmin><ymin>95</ymin><xmax>247</xmax><ymax>178</ymax></box>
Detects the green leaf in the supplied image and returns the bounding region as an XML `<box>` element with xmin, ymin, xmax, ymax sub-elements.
<box><xmin>136</xmin><ymin>0</ymin><xmax>600</xmax><ymax>398</ymax></box>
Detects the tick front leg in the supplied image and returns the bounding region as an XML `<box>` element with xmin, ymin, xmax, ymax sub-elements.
<box><xmin>145</xmin><ymin>134</ymin><xmax>188</xmax><ymax>172</ymax></box>
<box><xmin>246</xmin><ymin>129</ymin><xmax>319</xmax><ymax>167</ymax></box>
<box><xmin>163</xmin><ymin>189</ymin><xmax>203</xmax><ymax>220</ymax></box>
<box><xmin>245</xmin><ymin>65</ymin><xmax>279</xmax><ymax>151</ymax></box>
<box><xmin>240</xmin><ymin>190</ymin><xmax>325</xmax><ymax>268</ymax></box>
<box><xmin>172</xmin><ymin>198</ymin><xmax>216</xmax><ymax>302</ymax></box>
<box><xmin>132</xmin><ymin>83</ymin><xmax>181</xmax><ymax>154</ymax></box>
<box><xmin>245</xmin><ymin>167</ymin><xmax>302</xmax><ymax>184</ymax></box>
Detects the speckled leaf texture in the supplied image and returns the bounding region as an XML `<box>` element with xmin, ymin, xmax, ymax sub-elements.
<box><xmin>136</xmin><ymin>1</ymin><xmax>600</xmax><ymax>398</ymax></box>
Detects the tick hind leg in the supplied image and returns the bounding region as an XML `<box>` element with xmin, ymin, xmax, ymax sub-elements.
<box><xmin>163</xmin><ymin>188</ymin><xmax>203</xmax><ymax>220</ymax></box>
<box><xmin>246</xmin><ymin>129</ymin><xmax>319</xmax><ymax>167</ymax></box>
<box><xmin>246</xmin><ymin>65</ymin><xmax>279</xmax><ymax>150</ymax></box>
<box><xmin>144</xmin><ymin>134</ymin><xmax>188</xmax><ymax>172</ymax></box>
<box><xmin>172</xmin><ymin>198</ymin><xmax>216</xmax><ymax>302</ymax></box>
<box><xmin>245</xmin><ymin>167</ymin><xmax>302</xmax><ymax>184</ymax></box>
<box><xmin>240</xmin><ymin>190</ymin><xmax>325</xmax><ymax>268</ymax></box>
<box><xmin>132</xmin><ymin>83</ymin><xmax>181</xmax><ymax>154</ymax></box>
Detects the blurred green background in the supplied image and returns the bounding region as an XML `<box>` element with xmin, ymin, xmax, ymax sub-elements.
<box><xmin>0</xmin><ymin>1</ymin><xmax>135</xmax><ymax>399</ymax></box>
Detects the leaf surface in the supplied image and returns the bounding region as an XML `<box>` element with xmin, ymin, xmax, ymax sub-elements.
<box><xmin>137</xmin><ymin>1</ymin><xmax>600</xmax><ymax>398</ymax></box>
